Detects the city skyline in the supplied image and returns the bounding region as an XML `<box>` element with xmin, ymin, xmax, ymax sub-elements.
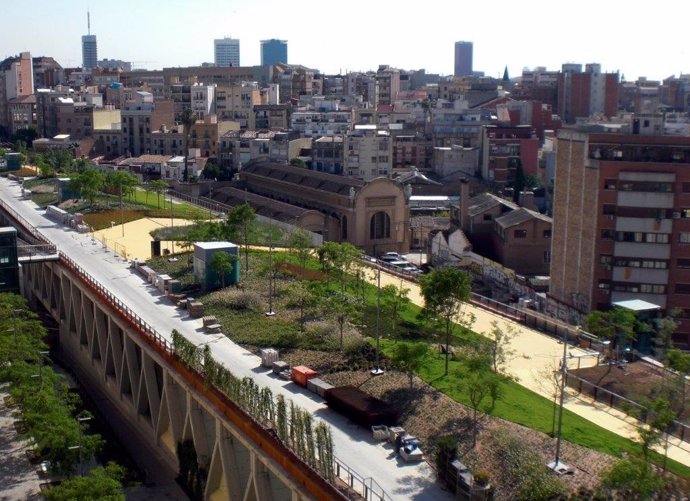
<box><xmin>2</xmin><ymin>0</ymin><xmax>687</xmax><ymax>81</ymax></box>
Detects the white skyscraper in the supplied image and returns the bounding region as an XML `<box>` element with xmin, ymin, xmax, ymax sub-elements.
<box><xmin>214</xmin><ymin>37</ymin><xmax>240</xmax><ymax>67</ymax></box>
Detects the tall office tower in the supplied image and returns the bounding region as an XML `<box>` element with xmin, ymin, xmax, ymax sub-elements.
<box><xmin>454</xmin><ymin>41</ymin><xmax>473</xmax><ymax>77</ymax></box>
<box><xmin>214</xmin><ymin>37</ymin><xmax>240</xmax><ymax>67</ymax></box>
<box><xmin>82</xmin><ymin>10</ymin><xmax>97</xmax><ymax>70</ymax></box>
<box><xmin>260</xmin><ymin>39</ymin><xmax>288</xmax><ymax>65</ymax></box>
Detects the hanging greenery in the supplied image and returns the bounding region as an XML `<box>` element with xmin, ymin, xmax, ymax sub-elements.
<box><xmin>276</xmin><ymin>394</ymin><xmax>288</xmax><ymax>443</ymax></box>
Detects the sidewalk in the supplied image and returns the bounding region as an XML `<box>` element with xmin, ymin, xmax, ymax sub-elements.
<box><xmin>0</xmin><ymin>387</ymin><xmax>43</xmax><ymax>500</ymax></box>
<box><xmin>366</xmin><ymin>267</ymin><xmax>690</xmax><ymax>468</ymax></box>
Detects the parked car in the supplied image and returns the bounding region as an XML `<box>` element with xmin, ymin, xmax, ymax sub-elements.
<box><xmin>388</xmin><ymin>260</ymin><xmax>412</xmax><ymax>269</ymax></box>
<box><xmin>379</xmin><ymin>252</ymin><xmax>403</xmax><ymax>260</ymax></box>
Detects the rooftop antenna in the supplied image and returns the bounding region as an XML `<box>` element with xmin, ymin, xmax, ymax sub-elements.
<box><xmin>87</xmin><ymin>9</ymin><xmax>91</xmax><ymax>35</ymax></box>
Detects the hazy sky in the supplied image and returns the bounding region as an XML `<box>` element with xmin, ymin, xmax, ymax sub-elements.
<box><xmin>3</xmin><ymin>0</ymin><xmax>687</xmax><ymax>81</ymax></box>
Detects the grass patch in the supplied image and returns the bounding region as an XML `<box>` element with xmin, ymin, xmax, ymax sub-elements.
<box><xmin>377</xmin><ymin>338</ymin><xmax>690</xmax><ymax>478</ymax></box>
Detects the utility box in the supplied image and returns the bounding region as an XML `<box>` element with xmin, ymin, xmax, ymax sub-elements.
<box><xmin>6</xmin><ymin>152</ymin><xmax>22</xmax><ymax>171</ymax></box>
<box><xmin>193</xmin><ymin>241</ymin><xmax>240</xmax><ymax>291</ymax></box>
<box><xmin>260</xmin><ymin>348</ymin><xmax>279</xmax><ymax>368</ymax></box>
<box><xmin>291</xmin><ymin>366</ymin><xmax>317</xmax><ymax>387</ymax></box>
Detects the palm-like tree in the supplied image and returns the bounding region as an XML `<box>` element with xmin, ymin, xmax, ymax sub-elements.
<box><xmin>180</xmin><ymin>106</ymin><xmax>196</xmax><ymax>182</ymax></box>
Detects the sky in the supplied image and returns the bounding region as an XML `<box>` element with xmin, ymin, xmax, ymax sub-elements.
<box><xmin>3</xmin><ymin>0</ymin><xmax>687</xmax><ymax>82</ymax></box>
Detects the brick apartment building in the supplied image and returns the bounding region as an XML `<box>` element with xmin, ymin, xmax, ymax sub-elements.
<box><xmin>550</xmin><ymin>130</ymin><xmax>690</xmax><ymax>349</ymax></box>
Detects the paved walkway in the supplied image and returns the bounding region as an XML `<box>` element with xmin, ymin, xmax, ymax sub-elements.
<box><xmin>0</xmin><ymin>387</ymin><xmax>43</xmax><ymax>501</ymax></box>
<box><xmin>366</xmin><ymin>267</ymin><xmax>690</xmax><ymax>467</ymax></box>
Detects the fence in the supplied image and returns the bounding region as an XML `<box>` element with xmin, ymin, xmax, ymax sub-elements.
<box><xmin>565</xmin><ymin>371</ymin><xmax>690</xmax><ymax>442</ymax></box>
<box><xmin>17</xmin><ymin>243</ymin><xmax>58</xmax><ymax>260</ymax></box>
<box><xmin>333</xmin><ymin>456</ymin><xmax>393</xmax><ymax>501</ymax></box>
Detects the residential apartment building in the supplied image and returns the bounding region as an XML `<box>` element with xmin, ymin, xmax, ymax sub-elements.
<box><xmin>550</xmin><ymin>130</ymin><xmax>690</xmax><ymax>349</ymax></box>
<box><xmin>215</xmin><ymin>83</ymin><xmax>260</xmax><ymax>128</ymax></box>
<box><xmin>375</xmin><ymin>66</ymin><xmax>400</xmax><ymax>106</ymax></box>
<box><xmin>0</xmin><ymin>52</ymin><xmax>33</xmax><ymax>129</ymax></box>
<box><xmin>190</xmin><ymin>84</ymin><xmax>215</xmax><ymax>121</ymax></box>
<box><xmin>290</xmin><ymin>109</ymin><xmax>353</xmax><ymax>137</ymax></box>
<box><xmin>557</xmin><ymin>63</ymin><xmax>619</xmax><ymax>123</ymax></box>
<box><xmin>481</xmin><ymin>125</ymin><xmax>539</xmax><ymax>187</ymax></box>
<box><xmin>254</xmin><ymin>104</ymin><xmax>291</xmax><ymax>130</ymax></box>
<box><xmin>121</xmin><ymin>91</ymin><xmax>174</xmax><ymax>156</ymax></box>
<box><xmin>214</xmin><ymin>38</ymin><xmax>240</xmax><ymax>67</ymax></box>
<box><xmin>344</xmin><ymin>125</ymin><xmax>392</xmax><ymax>181</ymax></box>
<box><xmin>312</xmin><ymin>136</ymin><xmax>344</xmax><ymax>174</ymax></box>
<box><xmin>218</xmin><ymin>129</ymin><xmax>303</xmax><ymax>170</ymax></box>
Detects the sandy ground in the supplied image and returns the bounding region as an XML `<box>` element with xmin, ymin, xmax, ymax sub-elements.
<box><xmin>87</xmin><ymin>214</ymin><xmax>690</xmax><ymax>467</ymax></box>
<box><xmin>91</xmin><ymin>217</ymin><xmax>196</xmax><ymax>261</ymax></box>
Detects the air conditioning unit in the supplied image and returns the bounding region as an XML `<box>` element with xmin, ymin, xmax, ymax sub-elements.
<box><xmin>673</xmin><ymin>212</ymin><xmax>681</xmax><ymax>219</ymax></box>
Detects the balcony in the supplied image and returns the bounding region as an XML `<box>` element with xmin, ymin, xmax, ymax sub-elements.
<box><xmin>615</xmin><ymin>217</ymin><xmax>673</xmax><ymax>233</ymax></box>
<box><xmin>617</xmin><ymin>191</ymin><xmax>674</xmax><ymax>209</ymax></box>
<box><xmin>612</xmin><ymin>267</ymin><xmax>669</xmax><ymax>284</ymax></box>
<box><xmin>614</xmin><ymin>242</ymin><xmax>670</xmax><ymax>260</ymax></box>
<box><xmin>611</xmin><ymin>291</ymin><xmax>666</xmax><ymax>308</ymax></box>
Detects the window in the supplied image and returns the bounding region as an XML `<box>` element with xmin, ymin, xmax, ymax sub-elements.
<box><xmin>679</xmin><ymin>232</ymin><xmax>690</xmax><ymax>243</ymax></box>
<box><xmin>640</xmin><ymin>284</ymin><xmax>665</xmax><ymax>294</ymax></box>
<box><xmin>675</xmin><ymin>283</ymin><xmax>690</xmax><ymax>294</ymax></box>
<box><xmin>483</xmin><ymin>214</ymin><xmax>492</xmax><ymax>221</ymax></box>
<box><xmin>678</xmin><ymin>259</ymin><xmax>690</xmax><ymax>269</ymax></box>
<box><xmin>604</xmin><ymin>179</ymin><xmax>617</xmax><ymax>190</ymax></box>
<box><xmin>682</xmin><ymin>183</ymin><xmax>690</xmax><ymax>193</ymax></box>
<box><xmin>543</xmin><ymin>250</ymin><xmax>551</xmax><ymax>263</ymax></box>
<box><xmin>514</xmin><ymin>229</ymin><xmax>527</xmax><ymax>238</ymax></box>
<box><xmin>603</xmin><ymin>204</ymin><xmax>616</xmax><ymax>215</ymax></box>
<box><xmin>543</xmin><ymin>230</ymin><xmax>552</xmax><ymax>238</ymax></box>
<box><xmin>601</xmin><ymin>229</ymin><xmax>614</xmax><ymax>240</ymax></box>
<box><xmin>370</xmin><ymin>211</ymin><xmax>390</xmax><ymax>239</ymax></box>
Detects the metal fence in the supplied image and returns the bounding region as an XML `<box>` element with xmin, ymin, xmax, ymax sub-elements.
<box><xmin>334</xmin><ymin>456</ymin><xmax>393</xmax><ymax>501</ymax></box>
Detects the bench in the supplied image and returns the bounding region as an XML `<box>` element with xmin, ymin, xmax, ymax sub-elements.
<box><xmin>205</xmin><ymin>323</ymin><xmax>222</xmax><ymax>333</ymax></box>
<box><xmin>202</xmin><ymin>315</ymin><xmax>218</xmax><ymax>327</ymax></box>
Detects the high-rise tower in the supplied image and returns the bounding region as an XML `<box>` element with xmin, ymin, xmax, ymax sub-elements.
<box><xmin>260</xmin><ymin>39</ymin><xmax>288</xmax><ymax>66</ymax></box>
<box><xmin>81</xmin><ymin>10</ymin><xmax>97</xmax><ymax>70</ymax></box>
<box><xmin>214</xmin><ymin>38</ymin><xmax>240</xmax><ymax>67</ymax></box>
<box><xmin>454</xmin><ymin>41</ymin><xmax>473</xmax><ymax>77</ymax></box>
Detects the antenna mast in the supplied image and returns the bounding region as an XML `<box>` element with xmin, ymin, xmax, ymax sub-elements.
<box><xmin>87</xmin><ymin>9</ymin><xmax>91</xmax><ymax>35</ymax></box>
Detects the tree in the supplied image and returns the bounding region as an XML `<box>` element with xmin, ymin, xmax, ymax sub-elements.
<box><xmin>225</xmin><ymin>204</ymin><xmax>256</xmax><ymax>274</ymax></box>
<box><xmin>180</xmin><ymin>106</ymin><xmax>195</xmax><ymax>182</ymax></box>
<box><xmin>458</xmin><ymin>348</ymin><xmax>503</xmax><ymax>448</ymax></box>
<box><xmin>599</xmin><ymin>455</ymin><xmax>663</xmax><ymax>501</ymax></box>
<box><xmin>71</xmin><ymin>168</ymin><xmax>105</xmax><ymax>207</ymax></box>
<box><xmin>289</xmin><ymin>229</ymin><xmax>314</xmax><ymax>328</ymax></box>
<box><xmin>150</xmin><ymin>179</ymin><xmax>168</xmax><ymax>208</ymax></box>
<box><xmin>105</xmin><ymin>171</ymin><xmax>138</xmax><ymax>210</ymax></box>
<box><xmin>289</xmin><ymin>158</ymin><xmax>307</xmax><ymax>169</ymax></box>
<box><xmin>379</xmin><ymin>283</ymin><xmax>410</xmax><ymax>339</ymax></box>
<box><xmin>586</xmin><ymin>307</ymin><xmax>636</xmax><ymax>379</ymax></box>
<box><xmin>208</xmin><ymin>251</ymin><xmax>236</xmax><ymax>289</ymax></box>
<box><xmin>43</xmin><ymin>462</ymin><xmax>125</xmax><ymax>501</ymax></box>
<box><xmin>484</xmin><ymin>320</ymin><xmax>517</xmax><ymax>375</ymax></box>
<box><xmin>653</xmin><ymin>308</ymin><xmax>681</xmax><ymax>362</ymax></box>
<box><xmin>418</xmin><ymin>267</ymin><xmax>472</xmax><ymax>375</ymax></box>
<box><xmin>390</xmin><ymin>342</ymin><xmax>430</xmax><ymax>387</ymax></box>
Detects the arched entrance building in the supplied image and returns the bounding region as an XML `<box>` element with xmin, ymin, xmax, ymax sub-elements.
<box><xmin>238</xmin><ymin>160</ymin><xmax>410</xmax><ymax>254</ymax></box>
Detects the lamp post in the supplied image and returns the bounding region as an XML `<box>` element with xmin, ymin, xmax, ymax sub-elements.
<box><xmin>371</xmin><ymin>268</ymin><xmax>384</xmax><ymax>376</ymax></box>
<box><xmin>266</xmin><ymin>230</ymin><xmax>276</xmax><ymax>317</ymax></box>
<box><xmin>70</xmin><ymin>415</ymin><xmax>93</xmax><ymax>476</ymax></box>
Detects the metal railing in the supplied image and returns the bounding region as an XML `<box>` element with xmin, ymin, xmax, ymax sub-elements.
<box><xmin>334</xmin><ymin>456</ymin><xmax>394</xmax><ymax>501</ymax></box>
<box><xmin>16</xmin><ymin>243</ymin><xmax>59</xmax><ymax>262</ymax></box>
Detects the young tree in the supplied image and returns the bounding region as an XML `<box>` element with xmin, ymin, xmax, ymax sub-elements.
<box><xmin>484</xmin><ymin>320</ymin><xmax>517</xmax><ymax>375</ymax></box>
<box><xmin>586</xmin><ymin>307</ymin><xmax>636</xmax><ymax>378</ymax></box>
<box><xmin>418</xmin><ymin>267</ymin><xmax>472</xmax><ymax>375</ymax></box>
<box><xmin>225</xmin><ymin>204</ymin><xmax>256</xmax><ymax>274</ymax></box>
<box><xmin>458</xmin><ymin>348</ymin><xmax>503</xmax><ymax>448</ymax></box>
<box><xmin>289</xmin><ymin>228</ymin><xmax>313</xmax><ymax>278</ymax></box>
<box><xmin>180</xmin><ymin>106</ymin><xmax>195</xmax><ymax>182</ymax></box>
<box><xmin>390</xmin><ymin>342</ymin><xmax>430</xmax><ymax>387</ymax></box>
<box><xmin>208</xmin><ymin>251</ymin><xmax>236</xmax><ymax>289</ymax></box>
<box><xmin>653</xmin><ymin>308</ymin><xmax>681</xmax><ymax>362</ymax></box>
<box><xmin>150</xmin><ymin>179</ymin><xmax>169</xmax><ymax>208</ymax></box>
<box><xmin>379</xmin><ymin>283</ymin><xmax>410</xmax><ymax>339</ymax></box>
<box><xmin>105</xmin><ymin>171</ymin><xmax>138</xmax><ymax>210</ymax></box>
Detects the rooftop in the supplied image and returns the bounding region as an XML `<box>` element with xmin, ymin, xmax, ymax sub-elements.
<box><xmin>467</xmin><ymin>192</ymin><xmax>518</xmax><ymax>217</ymax></box>
<box><xmin>495</xmin><ymin>207</ymin><xmax>552</xmax><ymax>229</ymax></box>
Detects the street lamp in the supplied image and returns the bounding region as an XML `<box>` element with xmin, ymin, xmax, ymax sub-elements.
<box><xmin>371</xmin><ymin>268</ymin><xmax>384</xmax><ymax>376</ymax></box>
<box><xmin>70</xmin><ymin>415</ymin><xmax>93</xmax><ymax>476</ymax></box>
<box><xmin>266</xmin><ymin>230</ymin><xmax>276</xmax><ymax>317</ymax></box>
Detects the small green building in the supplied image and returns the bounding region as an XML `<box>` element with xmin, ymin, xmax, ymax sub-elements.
<box><xmin>193</xmin><ymin>241</ymin><xmax>240</xmax><ymax>290</ymax></box>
